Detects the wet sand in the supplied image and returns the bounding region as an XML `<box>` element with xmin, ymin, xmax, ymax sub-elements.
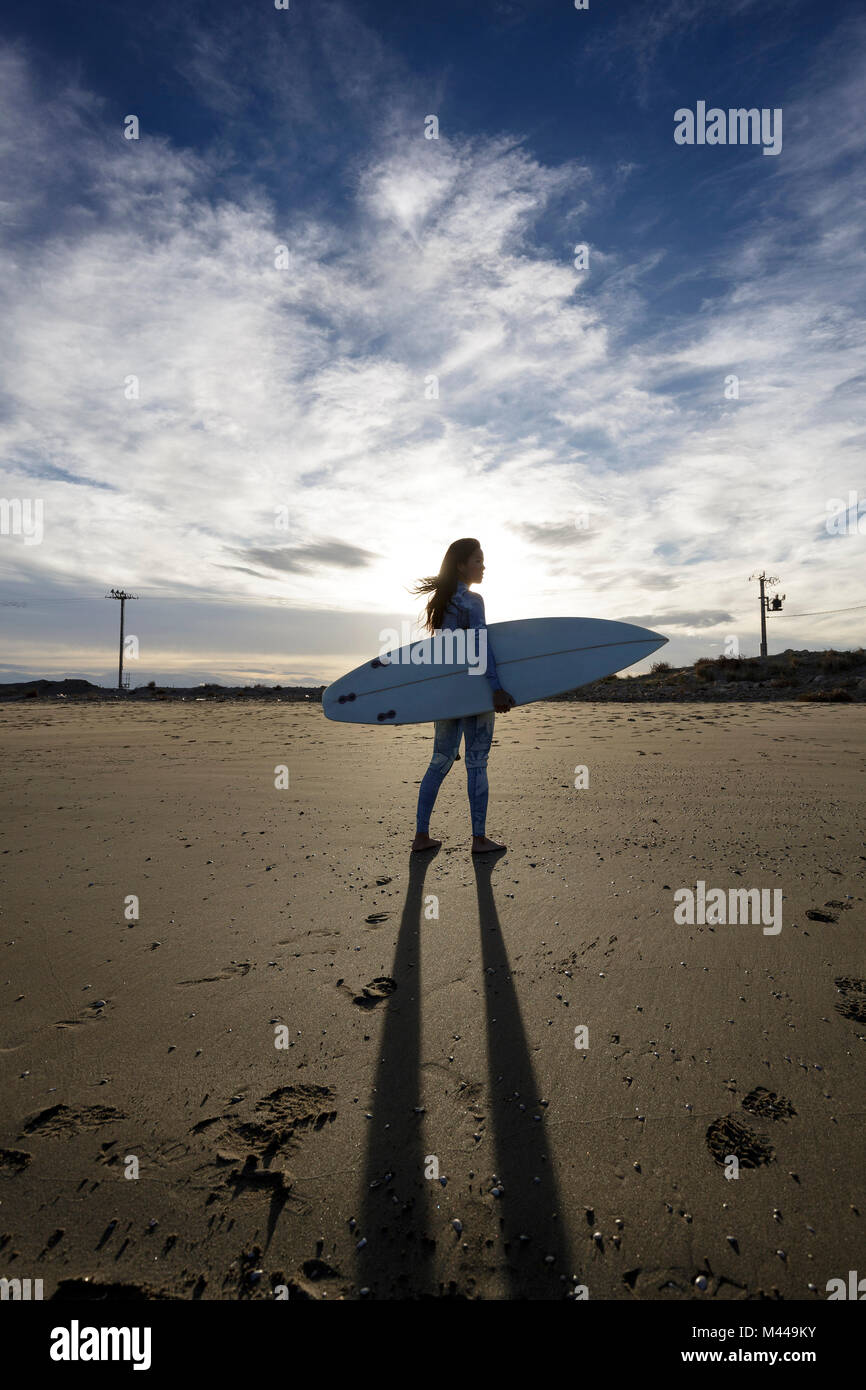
<box><xmin>0</xmin><ymin>700</ymin><xmax>863</xmax><ymax>1299</ymax></box>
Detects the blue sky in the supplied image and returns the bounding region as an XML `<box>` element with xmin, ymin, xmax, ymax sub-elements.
<box><xmin>0</xmin><ymin>0</ymin><xmax>863</xmax><ymax>685</ymax></box>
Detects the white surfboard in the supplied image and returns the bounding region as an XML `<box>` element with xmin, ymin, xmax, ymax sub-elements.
<box><xmin>323</xmin><ymin>617</ymin><xmax>667</xmax><ymax>725</ymax></box>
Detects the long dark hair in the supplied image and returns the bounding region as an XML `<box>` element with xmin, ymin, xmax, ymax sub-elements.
<box><xmin>412</xmin><ymin>537</ymin><xmax>480</xmax><ymax>634</ymax></box>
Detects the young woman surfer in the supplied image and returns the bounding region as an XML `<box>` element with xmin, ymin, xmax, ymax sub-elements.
<box><xmin>410</xmin><ymin>538</ymin><xmax>515</xmax><ymax>854</ymax></box>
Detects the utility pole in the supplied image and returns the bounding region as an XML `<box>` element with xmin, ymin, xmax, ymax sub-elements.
<box><xmin>105</xmin><ymin>588</ymin><xmax>138</xmax><ymax>691</ymax></box>
<box><xmin>749</xmin><ymin>572</ymin><xmax>785</xmax><ymax>657</ymax></box>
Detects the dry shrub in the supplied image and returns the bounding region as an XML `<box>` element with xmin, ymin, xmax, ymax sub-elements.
<box><xmin>819</xmin><ymin>649</ymin><xmax>864</xmax><ymax>673</ymax></box>
<box><xmin>798</xmin><ymin>688</ymin><xmax>854</xmax><ymax>702</ymax></box>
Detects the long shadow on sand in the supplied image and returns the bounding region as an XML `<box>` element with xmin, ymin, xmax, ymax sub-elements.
<box><xmin>357</xmin><ymin>851</ymin><xmax>574</xmax><ymax>1299</ymax></box>
<box><xmin>472</xmin><ymin>855</ymin><xmax>573</xmax><ymax>1297</ymax></box>
<box><xmin>357</xmin><ymin>851</ymin><xmax>439</xmax><ymax>1297</ymax></box>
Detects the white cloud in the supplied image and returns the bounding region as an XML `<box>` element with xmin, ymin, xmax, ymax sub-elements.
<box><xmin>0</xmin><ymin>16</ymin><xmax>864</xmax><ymax>682</ymax></box>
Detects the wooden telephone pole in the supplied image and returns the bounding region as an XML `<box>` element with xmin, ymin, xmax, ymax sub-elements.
<box><xmin>749</xmin><ymin>572</ymin><xmax>785</xmax><ymax>657</ymax></box>
<box><xmin>105</xmin><ymin>589</ymin><xmax>138</xmax><ymax>691</ymax></box>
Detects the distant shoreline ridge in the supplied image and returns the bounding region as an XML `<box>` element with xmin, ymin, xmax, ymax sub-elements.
<box><xmin>2</xmin><ymin>648</ymin><xmax>863</xmax><ymax>704</ymax></box>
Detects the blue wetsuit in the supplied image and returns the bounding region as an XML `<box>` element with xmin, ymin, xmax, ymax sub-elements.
<box><xmin>415</xmin><ymin>582</ymin><xmax>502</xmax><ymax>837</ymax></box>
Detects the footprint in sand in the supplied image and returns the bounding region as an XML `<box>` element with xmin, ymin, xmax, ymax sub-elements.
<box><xmin>19</xmin><ymin>1104</ymin><xmax>125</xmax><ymax>1139</ymax></box>
<box><xmin>805</xmin><ymin>900</ymin><xmax>854</xmax><ymax>923</ymax></box>
<box><xmin>834</xmin><ymin>976</ymin><xmax>866</xmax><ymax>1026</ymax></box>
<box><xmin>740</xmin><ymin>1086</ymin><xmax>797</xmax><ymax>1122</ymax></box>
<box><xmin>177</xmin><ymin>961</ymin><xmax>252</xmax><ymax>985</ymax></box>
<box><xmin>705</xmin><ymin>1115</ymin><xmax>775</xmax><ymax>1168</ymax></box>
<box><xmin>705</xmin><ymin>1086</ymin><xmax>796</xmax><ymax>1167</ymax></box>
<box><xmin>191</xmin><ymin>1085</ymin><xmax>337</xmax><ymax>1163</ymax></box>
<box><xmin>352</xmin><ymin>977</ymin><xmax>398</xmax><ymax>1009</ymax></box>
<box><xmin>0</xmin><ymin>1148</ymin><xmax>31</xmax><ymax>1171</ymax></box>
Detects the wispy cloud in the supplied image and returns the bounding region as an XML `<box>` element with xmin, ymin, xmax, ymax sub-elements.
<box><xmin>623</xmin><ymin>609</ymin><xmax>735</xmax><ymax>629</ymax></box>
<box><xmin>584</xmin><ymin>0</ymin><xmax>798</xmax><ymax>107</ymax></box>
<box><xmin>233</xmin><ymin>539</ymin><xmax>379</xmax><ymax>574</ymax></box>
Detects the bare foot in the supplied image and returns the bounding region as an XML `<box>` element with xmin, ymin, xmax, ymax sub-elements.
<box><xmin>412</xmin><ymin>832</ymin><xmax>441</xmax><ymax>852</ymax></box>
<box><xmin>472</xmin><ymin>835</ymin><xmax>506</xmax><ymax>854</ymax></box>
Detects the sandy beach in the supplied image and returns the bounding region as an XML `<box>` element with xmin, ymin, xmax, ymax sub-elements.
<box><xmin>1</xmin><ymin>699</ymin><xmax>863</xmax><ymax>1300</ymax></box>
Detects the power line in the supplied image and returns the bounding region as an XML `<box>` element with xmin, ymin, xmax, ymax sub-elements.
<box><xmin>4</xmin><ymin>590</ymin><xmax>866</xmax><ymax>619</ymax></box>
<box><xmin>776</xmin><ymin>602</ymin><xmax>866</xmax><ymax>618</ymax></box>
<box><xmin>0</xmin><ymin>589</ymin><xmax>340</xmax><ymax>609</ymax></box>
